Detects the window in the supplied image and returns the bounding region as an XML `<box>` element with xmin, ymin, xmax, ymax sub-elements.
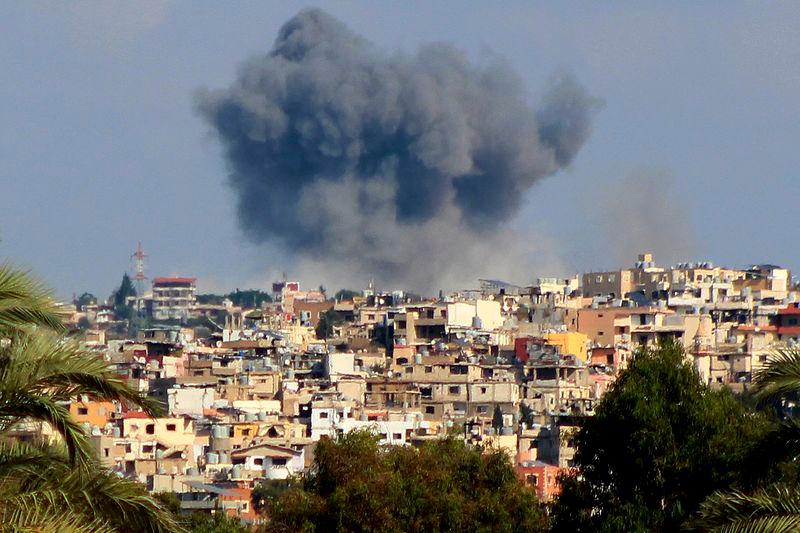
<box><xmin>142</xmin><ymin>445</ymin><xmax>153</xmax><ymax>453</ymax></box>
<box><xmin>77</xmin><ymin>407</ymin><xmax>88</xmax><ymax>415</ymax></box>
<box><xmin>598</xmin><ymin>314</ymin><xmax>603</xmax><ymax>318</ymax></box>
<box><xmin>272</xmin><ymin>458</ymin><xmax>287</xmax><ymax>466</ymax></box>
<box><xmin>477</xmin><ymin>405</ymin><xmax>488</xmax><ymax>414</ymax></box>
<box><xmin>125</xmin><ymin>444</ymin><xmax>132</xmax><ymax>453</ymax></box>
<box><xmin>424</xmin><ymin>366</ymin><xmax>432</xmax><ymax>373</ymax></box>
<box><xmin>425</xmin><ymin>406</ymin><xmax>435</xmax><ymax>414</ymax></box>
<box><xmin>392</xmin><ymin>433</ymin><xmax>402</xmax><ymax>440</ymax></box>
<box><xmin>480</xmin><ymin>387</ymin><xmax>487</xmax><ymax>394</ymax></box>
<box><xmin>104</xmin><ymin>448</ymin><xmax>110</xmax><ymax>457</ymax></box>
<box><xmin>254</xmin><ymin>458</ymin><xmax>263</xmax><ymax>466</ymax></box>
<box><xmin>166</xmin><ymin>424</ymin><xmax>176</xmax><ymax>431</ymax></box>
<box><xmin>320</xmin><ymin>412</ymin><xmax>329</xmax><ymax>419</ymax></box>
<box><xmin>242</xmin><ymin>429</ymin><xmax>251</xmax><ymax>436</ymax></box>
<box><xmin>448</xmin><ymin>386</ymin><xmax>460</xmax><ymax>395</ymax></box>
<box><xmin>405</xmin><ymin>367</ymin><xmax>413</xmax><ymax>374</ymax></box>
<box><xmin>145</xmin><ymin>424</ymin><xmax>155</xmax><ymax>435</ymax></box>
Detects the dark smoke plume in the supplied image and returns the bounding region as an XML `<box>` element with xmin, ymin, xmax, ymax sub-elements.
<box><xmin>198</xmin><ymin>8</ymin><xmax>599</xmax><ymax>291</ymax></box>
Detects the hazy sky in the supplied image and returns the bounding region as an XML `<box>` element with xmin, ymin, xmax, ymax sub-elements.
<box><xmin>2</xmin><ymin>2</ymin><xmax>798</xmax><ymax>299</ymax></box>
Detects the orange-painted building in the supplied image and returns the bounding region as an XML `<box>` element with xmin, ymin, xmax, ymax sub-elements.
<box><xmin>517</xmin><ymin>462</ymin><xmax>566</xmax><ymax>502</ymax></box>
<box><xmin>70</xmin><ymin>400</ymin><xmax>115</xmax><ymax>428</ymax></box>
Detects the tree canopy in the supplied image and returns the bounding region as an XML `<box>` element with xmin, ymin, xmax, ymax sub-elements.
<box><xmin>262</xmin><ymin>430</ymin><xmax>547</xmax><ymax>532</ymax></box>
<box><xmin>334</xmin><ymin>289</ymin><xmax>360</xmax><ymax>301</ymax></box>
<box><xmin>75</xmin><ymin>292</ymin><xmax>97</xmax><ymax>309</ymax></box>
<box><xmin>315</xmin><ymin>308</ymin><xmax>343</xmax><ymax>340</ymax></box>
<box><xmin>197</xmin><ymin>289</ymin><xmax>272</xmax><ymax>308</ymax></box>
<box><xmin>550</xmin><ymin>340</ymin><xmax>770</xmax><ymax>532</ymax></box>
<box><xmin>111</xmin><ymin>273</ymin><xmax>137</xmax><ymax>321</ymax></box>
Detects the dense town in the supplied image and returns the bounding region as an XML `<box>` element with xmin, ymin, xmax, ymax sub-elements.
<box><xmin>43</xmin><ymin>252</ymin><xmax>798</xmax><ymax>525</ymax></box>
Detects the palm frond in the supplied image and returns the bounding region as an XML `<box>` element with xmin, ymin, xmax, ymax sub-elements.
<box><xmin>0</xmin><ymin>461</ymin><xmax>185</xmax><ymax>533</ymax></box>
<box><xmin>0</xmin><ymin>438</ymin><xmax>70</xmax><ymax>483</ymax></box>
<box><xmin>1</xmin><ymin>331</ymin><xmax>163</xmax><ymax>414</ymax></box>
<box><xmin>0</xmin><ymin>503</ymin><xmax>116</xmax><ymax>533</ymax></box>
<box><xmin>0</xmin><ymin>392</ymin><xmax>93</xmax><ymax>465</ymax></box>
<box><xmin>691</xmin><ymin>484</ymin><xmax>800</xmax><ymax>532</ymax></box>
<box><xmin>752</xmin><ymin>346</ymin><xmax>800</xmax><ymax>405</ymax></box>
<box><xmin>0</xmin><ymin>264</ymin><xmax>66</xmax><ymax>334</ymax></box>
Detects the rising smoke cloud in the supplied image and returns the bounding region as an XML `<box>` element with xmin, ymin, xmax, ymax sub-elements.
<box><xmin>197</xmin><ymin>8</ymin><xmax>600</xmax><ymax>292</ymax></box>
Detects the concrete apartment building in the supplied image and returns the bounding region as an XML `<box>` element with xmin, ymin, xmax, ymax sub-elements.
<box><xmin>147</xmin><ymin>277</ymin><xmax>197</xmax><ymax>321</ymax></box>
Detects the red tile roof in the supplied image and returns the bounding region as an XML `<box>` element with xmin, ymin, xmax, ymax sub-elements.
<box><xmin>152</xmin><ymin>277</ymin><xmax>196</xmax><ymax>285</ymax></box>
<box><xmin>122</xmin><ymin>411</ymin><xmax>152</xmax><ymax>419</ymax></box>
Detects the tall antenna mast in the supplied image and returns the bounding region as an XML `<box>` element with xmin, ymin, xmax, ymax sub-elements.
<box><xmin>131</xmin><ymin>241</ymin><xmax>147</xmax><ymax>297</ymax></box>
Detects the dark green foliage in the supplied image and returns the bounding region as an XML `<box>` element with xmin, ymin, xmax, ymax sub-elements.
<box><xmin>154</xmin><ymin>492</ymin><xmax>249</xmax><ymax>532</ymax></box>
<box><xmin>334</xmin><ymin>289</ymin><xmax>359</xmax><ymax>301</ymax></box>
<box><xmin>690</xmin><ymin>347</ymin><xmax>800</xmax><ymax>531</ymax></box>
<box><xmin>492</xmin><ymin>405</ymin><xmax>504</xmax><ymax>431</ymax></box>
<box><xmin>263</xmin><ymin>430</ymin><xmax>547</xmax><ymax>532</ymax></box>
<box><xmin>113</xmin><ymin>273</ymin><xmax>136</xmax><ymax>307</ymax></box>
<box><xmin>519</xmin><ymin>402</ymin><xmax>535</xmax><ymax>426</ymax></box>
<box><xmin>371</xmin><ymin>323</ymin><xmax>393</xmax><ymax>353</ymax></box>
<box><xmin>75</xmin><ymin>292</ymin><xmax>96</xmax><ymax>310</ymax></box>
<box><xmin>196</xmin><ymin>294</ymin><xmax>224</xmax><ymax>305</ymax></box>
<box><xmin>111</xmin><ymin>273</ymin><xmax>136</xmax><ymax>321</ymax></box>
<box><xmin>227</xmin><ymin>289</ymin><xmax>272</xmax><ymax>308</ymax></box>
<box><xmin>198</xmin><ymin>289</ymin><xmax>272</xmax><ymax>308</ymax></box>
<box><xmin>77</xmin><ymin>316</ymin><xmax>91</xmax><ymax>330</ymax></box>
<box><xmin>252</xmin><ymin>479</ymin><xmax>295</xmax><ymax>514</ymax></box>
<box><xmin>550</xmin><ymin>340</ymin><xmax>769</xmax><ymax>532</ymax></box>
<box><xmin>315</xmin><ymin>308</ymin><xmax>342</xmax><ymax>340</ymax></box>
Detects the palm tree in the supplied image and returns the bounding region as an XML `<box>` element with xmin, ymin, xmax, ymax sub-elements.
<box><xmin>0</xmin><ymin>264</ymin><xmax>182</xmax><ymax>532</ymax></box>
<box><xmin>691</xmin><ymin>346</ymin><xmax>800</xmax><ymax>532</ymax></box>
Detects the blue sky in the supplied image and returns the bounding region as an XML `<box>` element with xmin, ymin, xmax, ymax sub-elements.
<box><xmin>1</xmin><ymin>2</ymin><xmax>798</xmax><ymax>298</ymax></box>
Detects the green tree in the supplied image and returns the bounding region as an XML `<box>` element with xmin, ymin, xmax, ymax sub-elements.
<box><xmin>196</xmin><ymin>293</ymin><xmax>225</xmax><ymax>305</ymax></box>
<box><xmin>550</xmin><ymin>340</ymin><xmax>769</xmax><ymax>532</ymax></box>
<box><xmin>226</xmin><ymin>289</ymin><xmax>271</xmax><ymax>308</ymax></box>
<box><xmin>519</xmin><ymin>402</ymin><xmax>535</xmax><ymax>427</ymax></box>
<box><xmin>334</xmin><ymin>289</ymin><xmax>359</xmax><ymax>301</ymax></box>
<box><xmin>154</xmin><ymin>492</ymin><xmax>249</xmax><ymax>533</ymax></box>
<box><xmin>492</xmin><ymin>405</ymin><xmax>505</xmax><ymax>431</ymax></box>
<box><xmin>691</xmin><ymin>346</ymin><xmax>800</xmax><ymax>532</ymax></box>
<box><xmin>263</xmin><ymin>430</ymin><xmax>547</xmax><ymax>532</ymax></box>
<box><xmin>112</xmin><ymin>273</ymin><xmax>137</xmax><ymax>321</ymax></box>
<box><xmin>113</xmin><ymin>273</ymin><xmax>136</xmax><ymax>307</ymax></box>
<box><xmin>75</xmin><ymin>292</ymin><xmax>97</xmax><ymax>310</ymax></box>
<box><xmin>0</xmin><ymin>265</ymin><xmax>179</xmax><ymax>532</ymax></box>
<box><xmin>315</xmin><ymin>308</ymin><xmax>342</xmax><ymax>340</ymax></box>
<box><xmin>252</xmin><ymin>479</ymin><xmax>295</xmax><ymax>514</ymax></box>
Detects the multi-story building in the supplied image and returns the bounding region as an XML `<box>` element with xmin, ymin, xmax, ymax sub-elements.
<box><xmin>148</xmin><ymin>277</ymin><xmax>197</xmax><ymax>321</ymax></box>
